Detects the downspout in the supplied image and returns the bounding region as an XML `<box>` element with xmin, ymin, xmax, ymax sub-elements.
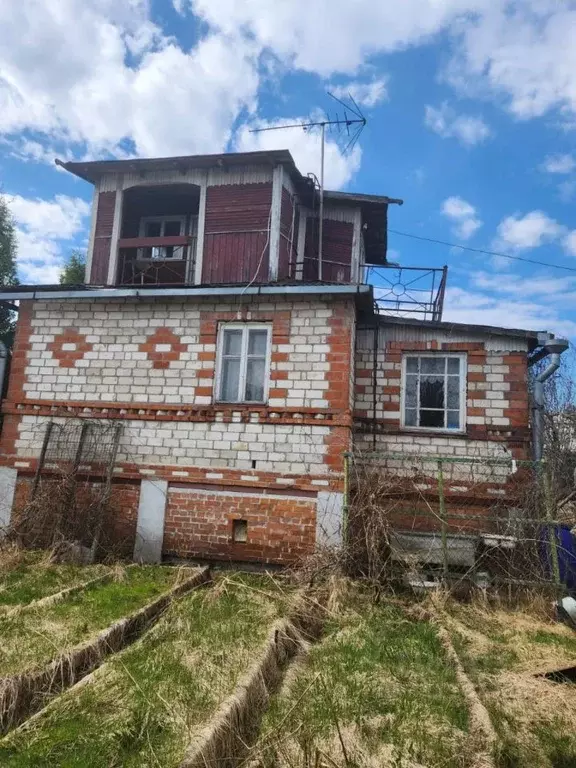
<box><xmin>531</xmin><ymin>338</ymin><xmax>569</xmax><ymax>461</ymax></box>
<box><xmin>0</xmin><ymin>342</ymin><xmax>8</xmax><ymax>401</ymax></box>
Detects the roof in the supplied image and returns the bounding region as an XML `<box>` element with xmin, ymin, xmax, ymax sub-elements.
<box><xmin>56</xmin><ymin>150</ymin><xmax>302</xmax><ymax>186</ymax></box>
<box><xmin>371</xmin><ymin>314</ymin><xmax>549</xmax><ymax>345</ymax></box>
<box><xmin>0</xmin><ymin>282</ymin><xmax>373</xmax><ymax>304</ymax></box>
<box><xmin>57</xmin><ymin>150</ymin><xmax>402</xmax><ymax>266</ymax></box>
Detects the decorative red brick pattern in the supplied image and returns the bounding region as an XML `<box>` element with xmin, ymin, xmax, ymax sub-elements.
<box><xmin>139</xmin><ymin>327</ymin><xmax>187</xmax><ymax>370</ymax></box>
<box><xmin>48</xmin><ymin>328</ymin><xmax>93</xmax><ymax>368</ymax></box>
<box><xmin>2</xmin><ymin>399</ymin><xmax>348</xmax><ymax>428</ymax></box>
<box><xmin>324</xmin><ymin>303</ymin><xmax>355</xmax><ymax>474</ymax></box>
<box><xmin>164</xmin><ymin>487</ymin><xmax>316</xmax><ymax>565</ymax></box>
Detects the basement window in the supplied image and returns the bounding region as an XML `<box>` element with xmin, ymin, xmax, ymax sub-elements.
<box><xmin>216</xmin><ymin>324</ymin><xmax>271</xmax><ymax>404</ymax></box>
<box><xmin>232</xmin><ymin>519</ymin><xmax>248</xmax><ymax>543</ymax></box>
<box><xmin>401</xmin><ymin>354</ymin><xmax>466</xmax><ymax>432</ymax></box>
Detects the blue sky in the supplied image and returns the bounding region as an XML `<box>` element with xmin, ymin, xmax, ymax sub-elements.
<box><xmin>1</xmin><ymin>1</ymin><xmax>576</xmax><ymax>338</ymax></box>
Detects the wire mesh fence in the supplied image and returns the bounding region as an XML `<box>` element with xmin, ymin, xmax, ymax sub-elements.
<box><xmin>344</xmin><ymin>450</ymin><xmax>576</xmax><ymax>593</ymax></box>
<box><xmin>11</xmin><ymin>420</ymin><xmax>124</xmax><ymax>559</ymax></box>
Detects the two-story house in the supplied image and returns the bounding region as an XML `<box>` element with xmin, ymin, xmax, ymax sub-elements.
<box><xmin>0</xmin><ymin>150</ymin><xmax>566</xmax><ymax>567</ymax></box>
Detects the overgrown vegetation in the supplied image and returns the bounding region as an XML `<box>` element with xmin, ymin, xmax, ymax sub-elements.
<box><xmin>0</xmin><ymin>193</ymin><xmax>18</xmax><ymax>350</ymax></box>
<box><xmin>0</xmin><ymin>566</ymin><xmax>177</xmax><ymax>675</ymax></box>
<box><xmin>443</xmin><ymin>597</ymin><xmax>576</xmax><ymax>768</ymax></box>
<box><xmin>246</xmin><ymin>582</ymin><xmax>471</xmax><ymax>768</ymax></box>
<box><xmin>0</xmin><ymin>574</ymin><xmax>294</xmax><ymax>767</ymax></box>
<box><xmin>0</xmin><ymin>547</ymin><xmax>107</xmax><ymax>609</ymax></box>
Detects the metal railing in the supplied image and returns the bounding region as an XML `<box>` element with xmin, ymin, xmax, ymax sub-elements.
<box><xmin>367</xmin><ymin>265</ymin><xmax>448</xmax><ymax>321</ymax></box>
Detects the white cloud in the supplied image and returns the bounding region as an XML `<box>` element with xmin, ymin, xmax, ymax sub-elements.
<box><xmin>8</xmin><ymin>194</ymin><xmax>90</xmax><ymax>240</ymax></box>
<box><xmin>189</xmin><ymin>0</ymin><xmax>489</xmax><ymax>77</ymax></box>
<box><xmin>444</xmin><ymin>286</ymin><xmax>576</xmax><ymax>339</ymax></box>
<box><xmin>564</xmin><ymin>230</ymin><xmax>576</xmax><ymax>257</ymax></box>
<box><xmin>235</xmin><ymin>117</ymin><xmax>361</xmax><ymax>190</ymax></box>
<box><xmin>441</xmin><ymin>196</ymin><xmax>482</xmax><ymax>240</ymax></box>
<box><xmin>495</xmin><ymin>210</ymin><xmax>564</xmax><ymax>252</ymax></box>
<box><xmin>470</xmin><ymin>270</ymin><xmax>576</xmax><ymax>299</ymax></box>
<box><xmin>7</xmin><ymin>194</ymin><xmax>90</xmax><ymax>283</ymax></box>
<box><xmin>449</xmin><ymin>4</ymin><xmax>576</xmax><ymax>121</ymax></box>
<box><xmin>0</xmin><ymin>1</ymin><xmax>260</xmax><ymax>158</ymax></box>
<box><xmin>541</xmin><ymin>154</ymin><xmax>576</xmax><ymax>174</ymax></box>
<box><xmin>1</xmin><ymin>1</ymin><xmax>576</xmax><ymax>167</ymax></box>
<box><xmin>424</xmin><ymin>103</ymin><xmax>491</xmax><ymax>146</ymax></box>
<box><xmin>331</xmin><ymin>77</ymin><xmax>388</xmax><ymax>108</ymax></box>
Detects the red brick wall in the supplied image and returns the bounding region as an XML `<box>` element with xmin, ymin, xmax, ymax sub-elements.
<box><xmin>10</xmin><ymin>476</ymin><xmax>140</xmax><ymax>558</ymax></box>
<box><xmin>164</xmin><ymin>487</ymin><xmax>316</xmax><ymax>565</ymax></box>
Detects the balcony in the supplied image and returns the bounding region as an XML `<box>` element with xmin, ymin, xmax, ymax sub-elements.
<box><xmin>116</xmin><ymin>183</ymin><xmax>199</xmax><ymax>287</ymax></box>
<box><xmin>117</xmin><ymin>235</ymin><xmax>197</xmax><ymax>285</ymax></box>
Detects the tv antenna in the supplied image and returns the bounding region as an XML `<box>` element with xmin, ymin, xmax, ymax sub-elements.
<box><xmin>250</xmin><ymin>92</ymin><xmax>367</xmax><ymax>281</ymax></box>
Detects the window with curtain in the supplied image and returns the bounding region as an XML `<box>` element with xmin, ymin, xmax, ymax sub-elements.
<box><xmin>402</xmin><ymin>354</ymin><xmax>466</xmax><ymax>431</ymax></box>
<box><xmin>216</xmin><ymin>324</ymin><xmax>271</xmax><ymax>403</ymax></box>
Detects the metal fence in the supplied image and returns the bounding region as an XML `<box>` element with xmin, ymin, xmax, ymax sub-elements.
<box><xmin>344</xmin><ymin>451</ymin><xmax>576</xmax><ymax>592</ymax></box>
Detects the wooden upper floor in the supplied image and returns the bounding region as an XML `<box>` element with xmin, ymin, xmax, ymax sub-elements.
<box><xmin>58</xmin><ymin>150</ymin><xmax>401</xmax><ymax>288</ymax></box>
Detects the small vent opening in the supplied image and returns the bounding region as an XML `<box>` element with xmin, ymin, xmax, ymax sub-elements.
<box><xmin>232</xmin><ymin>519</ymin><xmax>248</xmax><ymax>543</ymax></box>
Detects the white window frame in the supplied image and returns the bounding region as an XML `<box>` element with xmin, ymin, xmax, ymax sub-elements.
<box><xmin>138</xmin><ymin>215</ymin><xmax>187</xmax><ymax>260</ymax></box>
<box><xmin>400</xmin><ymin>353</ymin><xmax>467</xmax><ymax>433</ymax></box>
<box><xmin>215</xmin><ymin>323</ymin><xmax>272</xmax><ymax>404</ymax></box>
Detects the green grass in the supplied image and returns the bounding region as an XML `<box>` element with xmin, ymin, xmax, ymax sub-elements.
<box><xmin>249</xmin><ymin>586</ymin><xmax>471</xmax><ymax>768</ymax></box>
<box><xmin>0</xmin><ymin>551</ymin><xmax>108</xmax><ymax>608</ymax></box>
<box><xmin>0</xmin><ymin>566</ymin><xmax>178</xmax><ymax>675</ymax></box>
<box><xmin>0</xmin><ymin>574</ymin><xmax>293</xmax><ymax>768</ymax></box>
<box><xmin>444</xmin><ymin>601</ymin><xmax>576</xmax><ymax>768</ymax></box>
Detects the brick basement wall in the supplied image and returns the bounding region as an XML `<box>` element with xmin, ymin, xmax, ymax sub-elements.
<box><xmin>11</xmin><ymin>477</ymin><xmax>140</xmax><ymax>558</ymax></box>
<box><xmin>164</xmin><ymin>486</ymin><xmax>316</xmax><ymax>564</ymax></box>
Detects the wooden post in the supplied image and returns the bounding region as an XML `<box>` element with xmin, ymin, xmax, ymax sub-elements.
<box><xmin>437</xmin><ymin>459</ymin><xmax>449</xmax><ymax>579</ymax></box>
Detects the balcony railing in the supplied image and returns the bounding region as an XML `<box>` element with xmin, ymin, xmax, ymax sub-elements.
<box><xmin>117</xmin><ymin>235</ymin><xmax>196</xmax><ymax>285</ymax></box>
<box><xmin>367</xmin><ymin>264</ymin><xmax>448</xmax><ymax>322</ymax></box>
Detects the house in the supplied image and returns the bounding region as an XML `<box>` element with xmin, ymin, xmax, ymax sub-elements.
<box><xmin>0</xmin><ymin>150</ymin><xmax>567</xmax><ymax>567</ymax></box>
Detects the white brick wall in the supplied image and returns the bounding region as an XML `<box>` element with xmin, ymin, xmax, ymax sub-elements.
<box><xmin>23</xmin><ymin>297</ymin><xmax>340</xmax><ymax>408</ymax></box>
<box><xmin>15</xmin><ymin>415</ymin><xmax>332</xmax><ymax>475</ymax></box>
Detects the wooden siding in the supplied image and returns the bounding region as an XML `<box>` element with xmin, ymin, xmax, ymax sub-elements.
<box><xmin>89</xmin><ymin>191</ymin><xmax>116</xmax><ymax>285</ymax></box>
<box><xmin>303</xmin><ymin>216</ymin><xmax>353</xmax><ymax>283</ymax></box>
<box><xmin>202</xmin><ymin>183</ymin><xmax>272</xmax><ymax>284</ymax></box>
<box><xmin>278</xmin><ymin>186</ymin><xmax>295</xmax><ymax>280</ymax></box>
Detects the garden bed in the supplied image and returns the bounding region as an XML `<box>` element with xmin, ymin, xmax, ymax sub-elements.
<box><xmin>444</xmin><ymin>598</ymin><xmax>576</xmax><ymax>767</ymax></box>
<box><xmin>0</xmin><ymin>548</ymin><xmax>108</xmax><ymax>611</ymax></box>
<box><xmin>0</xmin><ymin>574</ymin><xmax>294</xmax><ymax>767</ymax></box>
<box><xmin>0</xmin><ymin>565</ymin><xmax>179</xmax><ymax>676</ymax></box>
<box><xmin>244</xmin><ymin>583</ymin><xmax>472</xmax><ymax>768</ymax></box>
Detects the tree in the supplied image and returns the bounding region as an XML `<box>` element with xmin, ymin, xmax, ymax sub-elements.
<box><xmin>60</xmin><ymin>250</ymin><xmax>86</xmax><ymax>285</ymax></box>
<box><xmin>0</xmin><ymin>194</ymin><xmax>19</xmax><ymax>349</ymax></box>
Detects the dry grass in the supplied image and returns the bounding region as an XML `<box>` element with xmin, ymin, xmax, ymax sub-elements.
<box><xmin>0</xmin><ymin>573</ymin><xmax>294</xmax><ymax>767</ymax></box>
<box><xmin>443</xmin><ymin>597</ymin><xmax>576</xmax><ymax>767</ymax></box>
<box><xmin>244</xmin><ymin>580</ymin><xmax>473</xmax><ymax>768</ymax></box>
<box><xmin>0</xmin><ymin>566</ymin><xmax>177</xmax><ymax>675</ymax></box>
<box><xmin>0</xmin><ymin>546</ymin><xmax>109</xmax><ymax>611</ymax></box>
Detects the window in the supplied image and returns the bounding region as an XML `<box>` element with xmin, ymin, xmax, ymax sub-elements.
<box><xmin>216</xmin><ymin>324</ymin><xmax>271</xmax><ymax>403</ymax></box>
<box><xmin>139</xmin><ymin>216</ymin><xmax>186</xmax><ymax>259</ymax></box>
<box><xmin>402</xmin><ymin>354</ymin><xmax>466</xmax><ymax>431</ymax></box>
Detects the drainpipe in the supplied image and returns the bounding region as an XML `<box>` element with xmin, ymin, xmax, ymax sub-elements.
<box><xmin>0</xmin><ymin>342</ymin><xmax>7</xmax><ymax>401</ymax></box>
<box><xmin>531</xmin><ymin>338</ymin><xmax>569</xmax><ymax>462</ymax></box>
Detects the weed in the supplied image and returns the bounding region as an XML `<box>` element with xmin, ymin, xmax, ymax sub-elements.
<box><xmin>248</xmin><ymin>584</ymin><xmax>470</xmax><ymax>768</ymax></box>
<box><xmin>0</xmin><ymin>573</ymin><xmax>293</xmax><ymax>767</ymax></box>
<box><xmin>0</xmin><ymin>566</ymin><xmax>176</xmax><ymax>675</ymax></box>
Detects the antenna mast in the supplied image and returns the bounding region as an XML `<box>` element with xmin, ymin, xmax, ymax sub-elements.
<box><xmin>250</xmin><ymin>92</ymin><xmax>366</xmax><ymax>281</ymax></box>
